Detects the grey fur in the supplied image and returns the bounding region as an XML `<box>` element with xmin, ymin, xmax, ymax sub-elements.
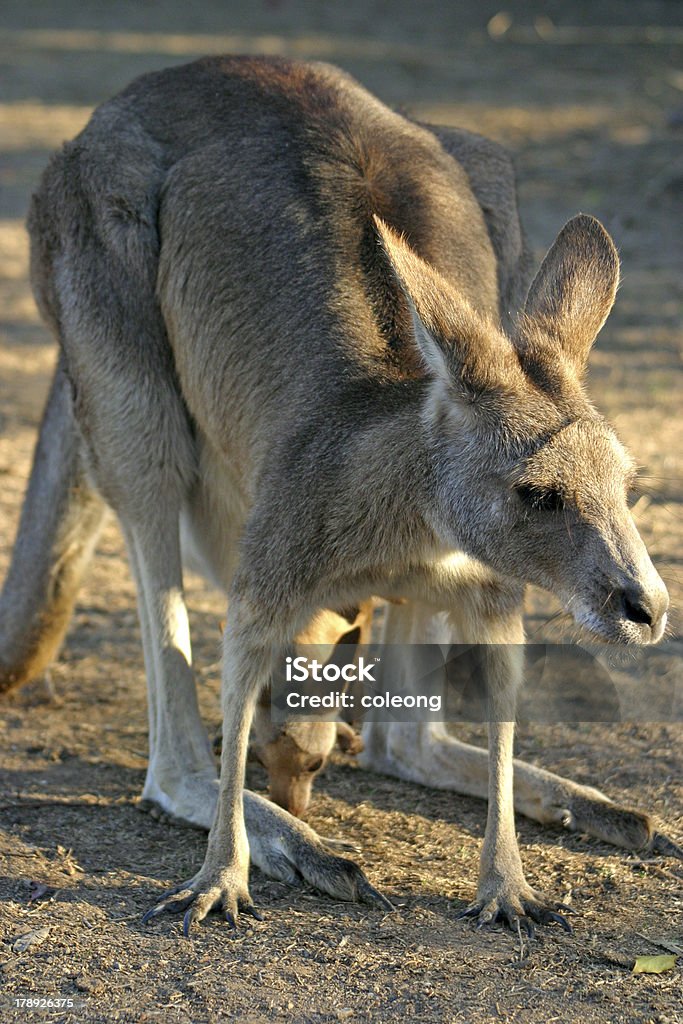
<box><xmin>1</xmin><ymin>56</ymin><xmax>668</xmax><ymax>933</ymax></box>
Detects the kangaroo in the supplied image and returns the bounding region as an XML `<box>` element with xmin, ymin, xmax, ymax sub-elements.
<box><xmin>240</xmin><ymin>604</ymin><xmax>369</xmax><ymax>817</ymax></box>
<box><xmin>1</xmin><ymin>56</ymin><xmax>671</xmax><ymax>936</ymax></box>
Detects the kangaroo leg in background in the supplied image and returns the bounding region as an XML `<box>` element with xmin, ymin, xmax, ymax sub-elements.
<box><xmin>0</xmin><ymin>355</ymin><xmax>217</xmax><ymax>827</ymax></box>
<box><xmin>0</xmin><ymin>354</ymin><xmax>107</xmax><ymax>692</ymax></box>
<box><xmin>123</xmin><ymin>519</ymin><xmax>219</xmax><ymax>829</ymax></box>
<box><xmin>362</xmin><ymin>600</ymin><xmax>680</xmax><ymax>856</ymax></box>
<box><xmin>362</xmin><ymin>720</ymin><xmax>673</xmax><ymax>855</ymax></box>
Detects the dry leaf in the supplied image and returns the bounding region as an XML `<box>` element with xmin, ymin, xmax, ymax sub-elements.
<box><xmin>13</xmin><ymin>926</ymin><xmax>50</xmax><ymax>953</ymax></box>
<box><xmin>632</xmin><ymin>955</ymin><xmax>676</xmax><ymax>974</ymax></box>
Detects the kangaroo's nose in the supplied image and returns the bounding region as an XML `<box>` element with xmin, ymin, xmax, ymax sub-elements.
<box><xmin>620</xmin><ymin>586</ymin><xmax>669</xmax><ymax>629</ymax></box>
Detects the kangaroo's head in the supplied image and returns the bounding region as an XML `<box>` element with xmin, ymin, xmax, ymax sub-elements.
<box><xmin>377</xmin><ymin>214</ymin><xmax>668</xmax><ymax>644</ymax></box>
<box><xmin>250</xmin><ymin>710</ymin><xmax>337</xmax><ymax>819</ymax></box>
<box><xmin>251</xmin><ymin>607</ymin><xmax>369</xmax><ymax>817</ymax></box>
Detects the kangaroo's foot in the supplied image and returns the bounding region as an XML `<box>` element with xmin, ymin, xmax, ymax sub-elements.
<box><xmin>142</xmin><ymin>789</ymin><xmax>392</xmax><ymax>932</ymax></box>
<box><xmin>457</xmin><ymin>878</ymin><xmax>573</xmax><ymax>938</ymax></box>
<box><xmin>140</xmin><ymin>766</ymin><xmax>219</xmax><ymax>830</ymax></box>
<box><xmin>142</xmin><ymin>860</ymin><xmax>258</xmax><ymax>937</ymax></box>
<box><xmin>361</xmin><ymin>722</ymin><xmax>683</xmax><ymax>858</ymax></box>
<box><xmin>542</xmin><ymin>791</ymin><xmax>683</xmax><ymax>859</ymax></box>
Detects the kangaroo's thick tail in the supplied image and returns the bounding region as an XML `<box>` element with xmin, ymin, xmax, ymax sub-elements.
<box><xmin>0</xmin><ymin>353</ymin><xmax>107</xmax><ymax>692</ymax></box>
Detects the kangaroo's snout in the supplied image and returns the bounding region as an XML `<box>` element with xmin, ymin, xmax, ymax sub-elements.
<box><xmin>620</xmin><ymin>582</ymin><xmax>669</xmax><ymax>637</ymax></box>
<box><xmin>610</xmin><ymin>514</ymin><xmax>670</xmax><ymax>642</ymax></box>
<box><xmin>268</xmin><ymin>772</ymin><xmax>318</xmax><ymax>820</ymax></box>
<box><xmin>586</xmin><ymin>553</ymin><xmax>670</xmax><ymax>644</ymax></box>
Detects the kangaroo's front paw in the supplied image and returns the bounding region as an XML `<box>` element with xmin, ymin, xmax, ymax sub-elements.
<box><xmin>142</xmin><ymin>864</ymin><xmax>260</xmax><ymax>937</ymax></box>
<box><xmin>457</xmin><ymin>880</ymin><xmax>573</xmax><ymax>937</ymax></box>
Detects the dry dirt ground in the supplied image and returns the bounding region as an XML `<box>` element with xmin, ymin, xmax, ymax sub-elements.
<box><xmin>1</xmin><ymin>2</ymin><xmax>682</xmax><ymax>1022</ymax></box>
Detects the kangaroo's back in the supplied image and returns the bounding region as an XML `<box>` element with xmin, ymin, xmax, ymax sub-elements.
<box><xmin>32</xmin><ymin>58</ymin><xmax>500</xmax><ymax>447</ymax></box>
<box><xmin>122</xmin><ymin>56</ymin><xmax>500</xmax><ymax>313</ymax></box>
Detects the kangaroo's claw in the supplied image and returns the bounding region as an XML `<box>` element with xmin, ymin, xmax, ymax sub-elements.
<box><xmin>144</xmin><ymin>867</ymin><xmax>257</xmax><ymax>936</ymax></box>
<box><xmin>319</xmin><ymin>835</ymin><xmax>362</xmax><ymax>855</ymax></box>
<box><xmin>542</xmin><ymin>910</ymin><xmax>573</xmax><ymax>932</ymax></box>
<box><xmin>650</xmin><ymin>831</ymin><xmax>683</xmax><ymax>860</ymax></box>
<box><xmin>356</xmin><ymin>878</ymin><xmax>394</xmax><ymax>911</ymax></box>
<box><xmin>184</xmin><ymin>907</ymin><xmax>199</xmax><ymax>937</ymax></box>
<box><xmin>241</xmin><ymin>903</ymin><xmax>264</xmax><ymax>921</ymax></box>
<box><xmin>141</xmin><ymin>887</ymin><xmax>195</xmax><ymax>924</ymax></box>
<box><xmin>457</xmin><ymin>888</ymin><xmax>574</xmax><ymax>937</ymax></box>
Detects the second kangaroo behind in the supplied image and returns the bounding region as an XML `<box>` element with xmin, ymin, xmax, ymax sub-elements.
<box><xmin>22</xmin><ymin>56</ymin><xmax>668</xmax><ymax>935</ymax></box>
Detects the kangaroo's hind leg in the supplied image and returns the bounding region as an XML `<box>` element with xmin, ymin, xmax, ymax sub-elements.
<box><xmin>31</xmin><ymin>135</ymin><xmax>392</xmax><ymax>919</ymax></box>
<box><xmin>125</xmin><ymin>521</ymin><xmax>219</xmax><ymax>829</ymax></box>
<box><xmin>30</xmin><ymin>136</ymin><xmax>219</xmax><ymax>827</ymax></box>
<box><xmin>363</xmin><ymin>602</ymin><xmax>680</xmax><ymax>858</ymax></box>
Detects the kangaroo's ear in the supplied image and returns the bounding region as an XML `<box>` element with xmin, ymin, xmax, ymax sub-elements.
<box><xmin>521</xmin><ymin>214</ymin><xmax>619</xmax><ymax>378</ymax></box>
<box><xmin>374</xmin><ymin>217</ymin><xmax>521</xmax><ymax>400</ymax></box>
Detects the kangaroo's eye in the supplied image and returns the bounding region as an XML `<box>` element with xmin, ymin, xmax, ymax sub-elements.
<box><xmin>306</xmin><ymin>757</ymin><xmax>324</xmax><ymax>774</ymax></box>
<box><xmin>515</xmin><ymin>484</ymin><xmax>565</xmax><ymax>512</ymax></box>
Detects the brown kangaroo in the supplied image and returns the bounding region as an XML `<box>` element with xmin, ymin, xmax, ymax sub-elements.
<box><xmin>1</xmin><ymin>56</ymin><xmax>672</xmax><ymax>936</ymax></box>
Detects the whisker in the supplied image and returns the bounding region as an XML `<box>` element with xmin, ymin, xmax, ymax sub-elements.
<box><xmin>657</xmin><ymin>504</ymin><xmax>683</xmax><ymax>523</ymax></box>
<box><xmin>527</xmin><ymin>607</ymin><xmax>572</xmax><ymax>639</ymax></box>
